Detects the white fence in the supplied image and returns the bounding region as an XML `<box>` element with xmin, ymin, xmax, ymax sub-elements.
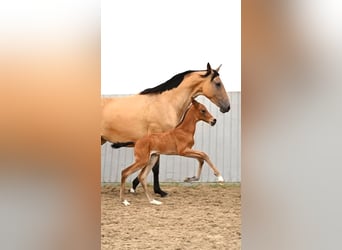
<box><xmin>101</xmin><ymin>92</ymin><xmax>240</xmax><ymax>183</ymax></box>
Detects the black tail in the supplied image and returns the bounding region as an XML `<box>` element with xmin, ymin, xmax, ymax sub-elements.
<box><xmin>111</xmin><ymin>142</ymin><xmax>135</xmax><ymax>148</ymax></box>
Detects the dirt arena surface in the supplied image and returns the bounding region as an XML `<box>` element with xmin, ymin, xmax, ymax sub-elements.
<box><xmin>101</xmin><ymin>183</ymin><xmax>241</xmax><ymax>249</ymax></box>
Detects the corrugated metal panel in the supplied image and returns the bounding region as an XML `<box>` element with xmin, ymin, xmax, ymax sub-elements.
<box><xmin>101</xmin><ymin>92</ymin><xmax>240</xmax><ymax>183</ymax></box>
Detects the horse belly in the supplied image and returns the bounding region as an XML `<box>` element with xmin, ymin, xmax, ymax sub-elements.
<box><xmin>101</xmin><ymin>95</ymin><xmax>179</xmax><ymax>143</ymax></box>
<box><xmin>102</xmin><ymin>121</ymin><xmax>147</xmax><ymax>143</ymax></box>
<box><xmin>102</xmin><ymin>97</ymin><xmax>149</xmax><ymax>142</ymax></box>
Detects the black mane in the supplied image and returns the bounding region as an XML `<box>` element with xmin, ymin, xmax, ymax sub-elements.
<box><xmin>139</xmin><ymin>70</ymin><xmax>196</xmax><ymax>95</ymax></box>
<box><xmin>212</xmin><ymin>70</ymin><xmax>219</xmax><ymax>80</ymax></box>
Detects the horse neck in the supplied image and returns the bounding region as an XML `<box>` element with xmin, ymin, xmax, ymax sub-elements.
<box><xmin>161</xmin><ymin>76</ymin><xmax>204</xmax><ymax>121</ymax></box>
<box><xmin>175</xmin><ymin>108</ymin><xmax>198</xmax><ymax>135</ymax></box>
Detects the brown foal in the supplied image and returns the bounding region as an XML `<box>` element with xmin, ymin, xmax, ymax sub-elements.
<box><xmin>120</xmin><ymin>99</ymin><xmax>224</xmax><ymax>206</ymax></box>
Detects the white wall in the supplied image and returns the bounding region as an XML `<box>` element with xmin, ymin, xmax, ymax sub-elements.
<box><xmin>101</xmin><ymin>0</ymin><xmax>241</xmax><ymax>94</ymax></box>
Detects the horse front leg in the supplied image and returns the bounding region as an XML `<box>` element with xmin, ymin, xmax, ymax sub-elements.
<box><xmin>152</xmin><ymin>156</ymin><xmax>168</xmax><ymax>197</ymax></box>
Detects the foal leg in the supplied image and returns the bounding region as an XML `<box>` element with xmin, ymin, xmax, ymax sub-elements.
<box><xmin>195</xmin><ymin>158</ymin><xmax>204</xmax><ymax>180</ymax></box>
<box><xmin>184</xmin><ymin>159</ymin><xmax>204</xmax><ymax>182</ymax></box>
<box><xmin>138</xmin><ymin>154</ymin><xmax>162</xmax><ymax>205</ymax></box>
<box><xmin>181</xmin><ymin>149</ymin><xmax>224</xmax><ymax>182</ymax></box>
<box><xmin>121</xmin><ymin>161</ymin><xmax>147</xmax><ymax>206</ymax></box>
<box><xmin>132</xmin><ymin>156</ymin><xmax>168</xmax><ymax>197</ymax></box>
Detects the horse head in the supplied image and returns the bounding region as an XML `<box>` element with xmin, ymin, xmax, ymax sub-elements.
<box><xmin>200</xmin><ymin>63</ymin><xmax>230</xmax><ymax>113</ymax></box>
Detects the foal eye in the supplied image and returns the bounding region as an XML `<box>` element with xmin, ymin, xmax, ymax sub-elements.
<box><xmin>215</xmin><ymin>82</ymin><xmax>221</xmax><ymax>87</ymax></box>
<box><xmin>201</xmin><ymin>110</ymin><xmax>206</xmax><ymax>113</ymax></box>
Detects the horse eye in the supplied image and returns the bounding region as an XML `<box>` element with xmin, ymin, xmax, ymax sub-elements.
<box><xmin>215</xmin><ymin>82</ymin><xmax>221</xmax><ymax>87</ymax></box>
<box><xmin>201</xmin><ymin>109</ymin><xmax>206</xmax><ymax>113</ymax></box>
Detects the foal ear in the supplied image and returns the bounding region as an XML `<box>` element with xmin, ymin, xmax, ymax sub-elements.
<box><xmin>216</xmin><ymin>64</ymin><xmax>222</xmax><ymax>72</ymax></box>
<box><xmin>191</xmin><ymin>98</ymin><xmax>199</xmax><ymax>106</ymax></box>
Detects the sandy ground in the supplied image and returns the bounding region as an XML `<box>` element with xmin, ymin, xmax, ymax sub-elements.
<box><xmin>101</xmin><ymin>183</ymin><xmax>241</xmax><ymax>249</ymax></box>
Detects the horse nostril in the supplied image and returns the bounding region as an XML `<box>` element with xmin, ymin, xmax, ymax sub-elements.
<box><xmin>220</xmin><ymin>104</ymin><xmax>230</xmax><ymax>113</ymax></box>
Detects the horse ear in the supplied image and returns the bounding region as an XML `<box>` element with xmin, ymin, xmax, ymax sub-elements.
<box><xmin>206</xmin><ymin>63</ymin><xmax>212</xmax><ymax>72</ymax></box>
<box><xmin>216</xmin><ymin>64</ymin><xmax>222</xmax><ymax>72</ymax></box>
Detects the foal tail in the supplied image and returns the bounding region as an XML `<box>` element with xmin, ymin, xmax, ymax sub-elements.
<box><xmin>111</xmin><ymin>142</ymin><xmax>135</xmax><ymax>148</ymax></box>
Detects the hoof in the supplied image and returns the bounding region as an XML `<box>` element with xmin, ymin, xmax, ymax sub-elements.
<box><xmin>184</xmin><ymin>176</ymin><xmax>199</xmax><ymax>182</ymax></box>
<box><xmin>122</xmin><ymin>200</ymin><xmax>130</xmax><ymax>206</ymax></box>
<box><xmin>154</xmin><ymin>189</ymin><xmax>168</xmax><ymax>197</ymax></box>
<box><xmin>129</xmin><ymin>188</ymin><xmax>135</xmax><ymax>193</ymax></box>
<box><xmin>150</xmin><ymin>199</ymin><xmax>162</xmax><ymax>205</ymax></box>
<box><xmin>217</xmin><ymin>175</ymin><xmax>224</xmax><ymax>182</ymax></box>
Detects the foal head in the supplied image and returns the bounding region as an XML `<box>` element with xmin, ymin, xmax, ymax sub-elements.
<box><xmin>191</xmin><ymin>99</ymin><xmax>216</xmax><ymax>126</ymax></box>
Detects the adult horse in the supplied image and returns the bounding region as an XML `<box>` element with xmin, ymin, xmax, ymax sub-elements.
<box><xmin>101</xmin><ymin>63</ymin><xmax>230</xmax><ymax>197</ymax></box>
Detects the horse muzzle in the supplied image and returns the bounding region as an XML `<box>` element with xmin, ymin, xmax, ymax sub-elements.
<box><xmin>210</xmin><ymin>119</ymin><xmax>217</xmax><ymax>126</ymax></box>
<box><xmin>220</xmin><ymin>104</ymin><xmax>230</xmax><ymax>113</ymax></box>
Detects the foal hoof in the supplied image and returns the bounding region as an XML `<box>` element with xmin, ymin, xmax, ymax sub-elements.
<box><xmin>155</xmin><ymin>189</ymin><xmax>168</xmax><ymax>197</ymax></box>
<box><xmin>150</xmin><ymin>199</ymin><xmax>162</xmax><ymax>205</ymax></box>
<box><xmin>217</xmin><ymin>175</ymin><xmax>224</xmax><ymax>182</ymax></box>
<box><xmin>122</xmin><ymin>200</ymin><xmax>130</xmax><ymax>206</ymax></box>
<box><xmin>184</xmin><ymin>176</ymin><xmax>199</xmax><ymax>182</ymax></box>
<box><xmin>129</xmin><ymin>188</ymin><xmax>135</xmax><ymax>193</ymax></box>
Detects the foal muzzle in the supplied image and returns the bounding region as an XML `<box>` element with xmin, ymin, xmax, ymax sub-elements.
<box><xmin>210</xmin><ymin>119</ymin><xmax>217</xmax><ymax>126</ymax></box>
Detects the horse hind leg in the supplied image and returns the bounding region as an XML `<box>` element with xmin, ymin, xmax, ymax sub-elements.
<box><xmin>139</xmin><ymin>154</ymin><xmax>162</xmax><ymax>205</ymax></box>
<box><xmin>131</xmin><ymin>177</ymin><xmax>140</xmax><ymax>194</ymax></box>
<box><xmin>152</xmin><ymin>156</ymin><xmax>168</xmax><ymax>197</ymax></box>
<box><xmin>130</xmin><ymin>155</ymin><xmax>158</xmax><ymax>194</ymax></box>
<box><xmin>132</xmin><ymin>155</ymin><xmax>168</xmax><ymax>197</ymax></box>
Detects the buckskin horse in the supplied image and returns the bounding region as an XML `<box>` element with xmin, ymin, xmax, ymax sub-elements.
<box><xmin>101</xmin><ymin>63</ymin><xmax>230</xmax><ymax>196</ymax></box>
<box><xmin>120</xmin><ymin>99</ymin><xmax>224</xmax><ymax>206</ymax></box>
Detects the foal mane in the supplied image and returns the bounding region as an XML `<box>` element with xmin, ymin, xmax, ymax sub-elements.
<box><xmin>139</xmin><ymin>70</ymin><xmax>195</xmax><ymax>95</ymax></box>
<box><xmin>175</xmin><ymin>103</ymin><xmax>193</xmax><ymax>128</ymax></box>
